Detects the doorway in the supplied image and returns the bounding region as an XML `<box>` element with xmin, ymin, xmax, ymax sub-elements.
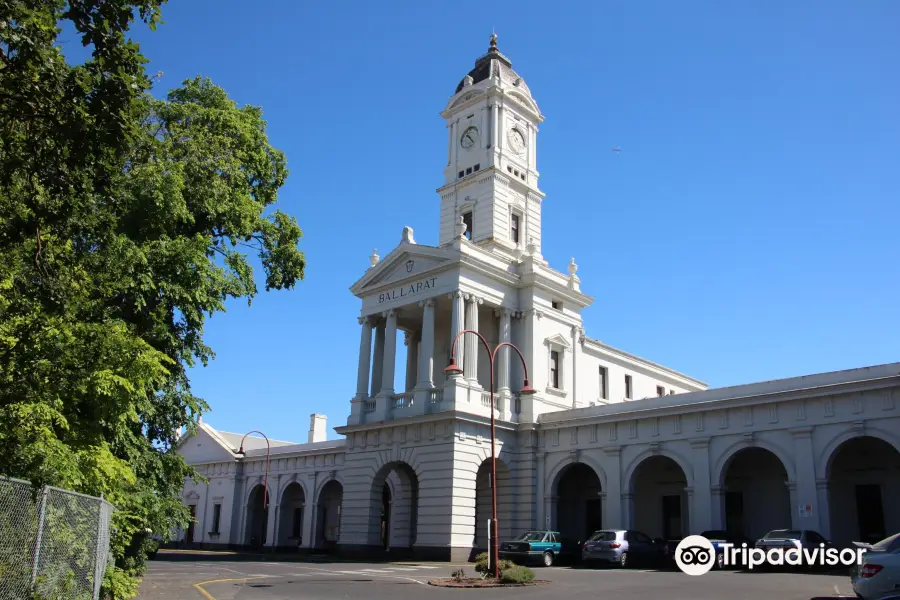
<box><xmin>661</xmin><ymin>495</ymin><xmax>682</xmax><ymax>540</ymax></box>
<box><xmin>855</xmin><ymin>484</ymin><xmax>885</xmax><ymax>544</ymax></box>
<box><xmin>585</xmin><ymin>499</ymin><xmax>603</xmax><ymax>537</ymax></box>
<box><xmin>186</xmin><ymin>505</ymin><xmax>196</xmax><ymax>543</ymax></box>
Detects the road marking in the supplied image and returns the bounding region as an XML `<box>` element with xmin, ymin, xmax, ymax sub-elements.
<box><xmin>287</xmin><ymin>565</ymin><xmax>428</xmax><ymax>585</ymax></box>
<box><xmin>192</xmin><ymin>576</ymin><xmax>269</xmax><ymax>600</ymax></box>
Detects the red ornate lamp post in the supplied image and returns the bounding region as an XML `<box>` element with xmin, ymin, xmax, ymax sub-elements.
<box><xmin>236</xmin><ymin>430</ymin><xmax>272</xmax><ymax>509</ymax></box>
<box><xmin>445</xmin><ymin>330</ymin><xmax>536</xmax><ymax>579</ymax></box>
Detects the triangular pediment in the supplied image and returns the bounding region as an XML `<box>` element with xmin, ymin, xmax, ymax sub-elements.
<box><xmin>350</xmin><ymin>243</ymin><xmax>456</xmax><ymax>296</ymax></box>
<box><xmin>544</xmin><ymin>333</ymin><xmax>571</xmax><ymax>349</ymax></box>
<box><xmin>175</xmin><ymin>422</ymin><xmax>239</xmax><ymax>465</ymax></box>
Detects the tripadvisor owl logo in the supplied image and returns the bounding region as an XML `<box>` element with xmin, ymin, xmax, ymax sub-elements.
<box><xmin>675</xmin><ymin>535</ymin><xmax>716</xmax><ymax>576</ymax></box>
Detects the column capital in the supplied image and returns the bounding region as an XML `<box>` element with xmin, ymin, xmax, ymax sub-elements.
<box><xmin>404</xmin><ymin>331</ymin><xmax>412</xmax><ymax>346</ymax></box>
<box><xmin>382</xmin><ymin>308</ymin><xmax>399</xmax><ymax>318</ymax></box>
<box><xmin>785</xmin><ymin>480</ymin><xmax>797</xmax><ymax>492</ymax></box>
<box><xmin>602</xmin><ymin>446</ymin><xmax>621</xmax><ymax>457</ymax></box>
<box><xmin>711</xmin><ymin>485</ymin><xmax>725</xmax><ymax>496</ymax></box>
<box><xmin>448</xmin><ymin>290</ymin><xmax>465</xmax><ymax>299</ymax></box>
<box><xmin>495</xmin><ymin>306</ymin><xmax>514</xmax><ymax>318</ymax></box>
<box><xmin>418</xmin><ymin>297</ymin><xmax>436</xmax><ymax>308</ymax></box>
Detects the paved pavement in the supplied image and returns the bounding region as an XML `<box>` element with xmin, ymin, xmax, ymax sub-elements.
<box><xmin>138</xmin><ymin>550</ymin><xmax>861</xmax><ymax>599</ymax></box>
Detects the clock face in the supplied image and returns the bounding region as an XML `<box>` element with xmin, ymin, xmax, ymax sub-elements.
<box><xmin>460</xmin><ymin>126</ymin><xmax>479</xmax><ymax>149</ymax></box>
<box><xmin>508</xmin><ymin>127</ymin><xmax>526</xmax><ymax>154</ymax></box>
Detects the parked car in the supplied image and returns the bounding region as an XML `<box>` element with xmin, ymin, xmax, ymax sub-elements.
<box><xmin>582</xmin><ymin>529</ymin><xmax>666</xmax><ymax>568</ymax></box>
<box><xmin>700</xmin><ymin>530</ymin><xmax>753</xmax><ymax>569</ymax></box>
<box><xmin>755</xmin><ymin>529</ymin><xmax>835</xmax><ymax>570</ymax></box>
<box><xmin>851</xmin><ymin>532</ymin><xmax>900</xmax><ymax>599</ymax></box>
<box><xmin>499</xmin><ymin>530</ymin><xmax>568</xmax><ymax>567</ymax></box>
<box><xmin>662</xmin><ymin>536</ymin><xmax>685</xmax><ymax>568</ymax></box>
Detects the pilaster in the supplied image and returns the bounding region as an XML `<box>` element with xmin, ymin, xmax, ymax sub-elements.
<box><xmin>602</xmin><ymin>446</ymin><xmax>623</xmax><ymax>528</ymax></box>
<box><xmin>789</xmin><ymin>426</ymin><xmax>818</xmax><ymax>530</ymax></box>
<box><xmin>689</xmin><ymin>437</ymin><xmax>712</xmax><ymax>533</ymax></box>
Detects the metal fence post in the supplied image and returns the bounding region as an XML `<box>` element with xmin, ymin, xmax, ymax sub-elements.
<box><xmin>92</xmin><ymin>495</ymin><xmax>105</xmax><ymax>600</ymax></box>
<box><xmin>30</xmin><ymin>487</ymin><xmax>49</xmax><ymax>589</ymax></box>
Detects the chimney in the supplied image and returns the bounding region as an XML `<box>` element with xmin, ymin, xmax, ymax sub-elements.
<box><xmin>308</xmin><ymin>414</ymin><xmax>327</xmax><ymax>443</ymax></box>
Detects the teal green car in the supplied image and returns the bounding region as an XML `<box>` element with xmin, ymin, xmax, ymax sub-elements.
<box><xmin>499</xmin><ymin>530</ymin><xmax>565</xmax><ymax>567</ymax></box>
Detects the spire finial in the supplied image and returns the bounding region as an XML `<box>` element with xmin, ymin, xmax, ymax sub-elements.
<box><xmin>489</xmin><ymin>30</ymin><xmax>498</xmax><ymax>50</ymax></box>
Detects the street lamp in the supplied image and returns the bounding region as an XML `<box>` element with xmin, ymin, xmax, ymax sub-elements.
<box><xmin>235</xmin><ymin>430</ymin><xmax>272</xmax><ymax>509</ymax></box>
<box><xmin>445</xmin><ymin>329</ymin><xmax>536</xmax><ymax>579</ymax></box>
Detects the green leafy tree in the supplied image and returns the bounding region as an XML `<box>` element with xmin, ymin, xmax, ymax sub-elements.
<box><xmin>0</xmin><ymin>1</ymin><xmax>305</xmax><ymax>597</ymax></box>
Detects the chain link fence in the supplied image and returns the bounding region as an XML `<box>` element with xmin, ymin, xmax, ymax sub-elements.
<box><xmin>0</xmin><ymin>477</ymin><xmax>115</xmax><ymax>600</ymax></box>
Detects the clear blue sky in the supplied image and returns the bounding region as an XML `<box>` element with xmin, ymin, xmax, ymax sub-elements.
<box><xmin>63</xmin><ymin>1</ymin><xmax>900</xmax><ymax>442</ymax></box>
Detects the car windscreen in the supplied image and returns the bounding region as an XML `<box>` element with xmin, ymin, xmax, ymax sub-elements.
<box><xmin>701</xmin><ymin>531</ymin><xmax>728</xmax><ymax>540</ymax></box>
<box><xmin>764</xmin><ymin>530</ymin><xmax>801</xmax><ymax>539</ymax></box>
<box><xmin>589</xmin><ymin>531</ymin><xmax>618</xmax><ymax>541</ymax></box>
<box><xmin>513</xmin><ymin>532</ymin><xmax>545</xmax><ymax>542</ymax></box>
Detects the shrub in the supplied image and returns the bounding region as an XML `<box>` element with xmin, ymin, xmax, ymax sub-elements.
<box><xmin>451</xmin><ymin>568</ymin><xmax>466</xmax><ymax>581</ymax></box>
<box><xmin>500</xmin><ymin>565</ymin><xmax>536</xmax><ymax>584</ymax></box>
<box><xmin>474</xmin><ymin>557</ymin><xmax>515</xmax><ymax>576</ymax></box>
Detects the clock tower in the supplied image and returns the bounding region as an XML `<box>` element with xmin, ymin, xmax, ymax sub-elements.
<box><xmin>437</xmin><ymin>34</ymin><xmax>545</xmax><ymax>260</ymax></box>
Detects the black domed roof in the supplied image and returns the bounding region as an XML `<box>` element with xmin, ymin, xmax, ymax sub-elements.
<box><xmin>455</xmin><ymin>34</ymin><xmax>524</xmax><ymax>94</ymax></box>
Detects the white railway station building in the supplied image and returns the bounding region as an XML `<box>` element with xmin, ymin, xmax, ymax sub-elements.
<box><xmin>176</xmin><ymin>36</ymin><xmax>900</xmax><ymax>561</ymax></box>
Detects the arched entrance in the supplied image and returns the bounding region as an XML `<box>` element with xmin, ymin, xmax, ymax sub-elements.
<box><xmin>316</xmin><ymin>480</ymin><xmax>343</xmax><ymax>548</ymax></box>
<box><xmin>245</xmin><ymin>484</ymin><xmax>268</xmax><ymax>547</ymax></box>
<box><xmin>720</xmin><ymin>447</ymin><xmax>791</xmax><ymax>540</ymax></box>
<box><xmin>474</xmin><ymin>458</ymin><xmax>513</xmax><ymax>552</ymax></box>
<box><xmin>369</xmin><ymin>462</ymin><xmax>418</xmax><ymax>556</ymax></box>
<box><xmin>554</xmin><ymin>463</ymin><xmax>603</xmax><ymax>544</ymax></box>
<box><xmin>278</xmin><ymin>482</ymin><xmax>306</xmax><ymax>547</ymax></box>
<box><xmin>631</xmin><ymin>455</ymin><xmax>689</xmax><ymax>540</ymax></box>
<box><xmin>827</xmin><ymin>435</ymin><xmax>900</xmax><ymax>545</ymax></box>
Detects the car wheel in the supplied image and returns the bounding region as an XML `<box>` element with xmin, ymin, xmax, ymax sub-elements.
<box><xmin>715</xmin><ymin>552</ymin><xmax>724</xmax><ymax>570</ymax></box>
<box><xmin>543</xmin><ymin>552</ymin><xmax>554</xmax><ymax>567</ymax></box>
<box><xmin>619</xmin><ymin>552</ymin><xmax>628</xmax><ymax>569</ymax></box>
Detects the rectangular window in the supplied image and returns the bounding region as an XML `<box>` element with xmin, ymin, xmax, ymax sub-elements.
<box><xmin>292</xmin><ymin>507</ymin><xmax>303</xmax><ymax>539</ymax></box>
<box><xmin>473</xmin><ymin>163</ymin><xmax>480</xmax><ymax>171</ymax></box>
<box><xmin>599</xmin><ymin>367</ymin><xmax>608</xmax><ymax>400</ymax></box>
<box><xmin>551</xmin><ymin>300</ymin><xmax>561</xmax><ymax>310</ymax></box>
<box><xmin>458</xmin><ymin>170</ymin><xmax>464</xmax><ymax>179</ymax></box>
<box><xmin>211</xmin><ymin>503</ymin><xmax>221</xmax><ymax>534</ymax></box>
<box><xmin>462</xmin><ymin>211</ymin><xmax>473</xmax><ymax>240</ymax></box>
<box><xmin>625</xmin><ymin>375</ymin><xmax>633</xmax><ymax>399</ymax></box>
<box><xmin>510</xmin><ymin>213</ymin><xmax>520</xmax><ymax>244</ymax></box>
<box><xmin>669</xmin><ymin>389</ymin><xmax>675</xmax><ymax>395</ymax></box>
<box><xmin>550</xmin><ymin>350</ymin><xmax>560</xmax><ymax>389</ymax></box>
<box><xmin>466</xmin><ymin>167</ymin><xmax>472</xmax><ymax>175</ymax></box>
<box><xmin>657</xmin><ymin>385</ymin><xmax>665</xmax><ymax>397</ymax></box>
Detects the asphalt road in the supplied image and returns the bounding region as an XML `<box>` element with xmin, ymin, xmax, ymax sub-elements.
<box><xmin>138</xmin><ymin>551</ymin><xmax>861</xmax><ymax>600</ymax></box>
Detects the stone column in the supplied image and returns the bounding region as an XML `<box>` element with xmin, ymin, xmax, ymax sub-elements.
<box><xmin>266</xmin><ymin>475</ymin><xmax>281</xmax><ymax>546</ymax></box>
<box><xmin>404</xmin><ymin>331</ymin><xmax>418</xmax><ymax>392</ymax></box>
<box><xmin>790</xmin><ymin>427</ymin><xmax>819</xmax><ymax>530</ymax></box>
<box><xmin>710</xmin><ymin>485</ymin><xmax>726</xmax><ymax>530</ymax></box>
<box><xmin>815</xmin><ymin>479</ymin><xmax>832</xmax><ymax>539</ymax></box>
<box><xmin>536</xmin><ymin>452</ymin><xmax>546</xmax><ymax>529</ymax></box>
<box><xmin>491</xmin><ymin>103</ymin><xmax>499</xmax><ymax>150</ymax></box>
<box><xmin>370</xmin><ymin>320</ymin><xmax>385</xmax><ymax>397</ymax></box>
<box><xmin>379</xmin><ymin>309</ymin><xmax>398</xmax><ymax>396</ymax></box>
<box><xmin>464</xmin><ymin>294</ymin><xmax>481</xmax><ymax>384</ymax></box>
<box><xmin>417</xmin><ymin>298</ymin><xmax>436</xmax><ymax>389</ymax></box>
<box><xmin>603</xmin><ymin>447</ymin><xmax>623</xmax><ymax>529</ymax></box>
<box><xmin>497</xmin><ymin>308</ymin><xmax>511</xmax><ymax>392</ymax></box>
<box><xmin>448</xmin><ymin>291</ymin><xmax>465</xmax><ymax>378</ymax></box>
<box><xmin>689</xmin><ymin>437</ymin><xmax>712</xmax><ymax>533</ymax></box>
<box><xmin>355</xmin><ymin>317</ymin><xmax>373</xmax><ymax>398</ymax></box>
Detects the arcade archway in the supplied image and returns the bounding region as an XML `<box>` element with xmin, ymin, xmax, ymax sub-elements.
<box><xmin>554</xmin><ymin>463</ymin><xmax>603</xmax><ymax>544</ymax></box>
<box><xmin>369</xmin><ymin>462</ymin><xmax>418</xmax><ymax>554</ymax></box>
<box><xmin>630</xmin><ymin>455</ymin><xmax>689</xmax><ymax>540</ymax></box>
<box><xmin>245</xmin><ymin>484</ymin><xmax>268</xmax><ymax>547</ymax></box>
<box><xmin>720</xmin><ymin>447</ymin><xmax>791</xmax><ymax>540</ymax></box>
<box><xmin>277</xmin><ymin>482</ymin><xmax>306</xmax><ymax>547</ymax></box>
<box><xmin>827</xmin><ymin>435</ymin><xmax>900</xmax><ymax>545</ymax></box>
<box><xmin>316</xmin><ymin>480</ymin><xmax>343</xmax><ymax>547</ymax></box>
